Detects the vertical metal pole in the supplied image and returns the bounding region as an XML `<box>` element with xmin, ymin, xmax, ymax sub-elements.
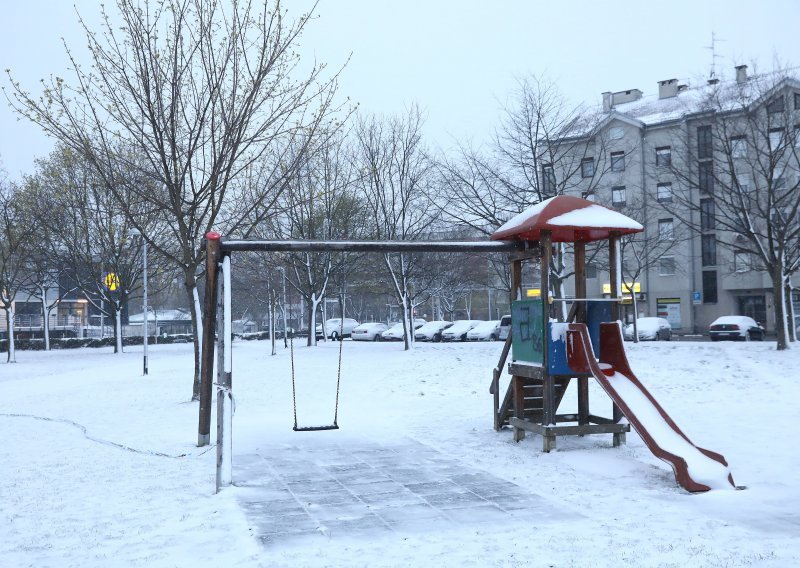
<box><xmin>142</xmin><ymin>238</ymin><xmax>148</xmax><ymax>375</ymax></box>
<box><xmin>216</xmin><ymin>253</ymin><xmax>233</xmax><ymax>492</ymax></box>
<box><xmin>198</xmin><ymin>232</ymin><xmax>221</xmax><ymax>447</ymax></box>
<box><xmin>281</xmin><ymin>267</ymin><xmax>288</xmax><ymax>348</ymax></box>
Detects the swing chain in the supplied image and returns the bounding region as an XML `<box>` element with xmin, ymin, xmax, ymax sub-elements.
<box><xmin>290</xmin><ymin>316</ymin><xmax>344</xmax><ymax>431</ymax></box>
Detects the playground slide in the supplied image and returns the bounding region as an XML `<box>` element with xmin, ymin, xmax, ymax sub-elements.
<box><xmin>566</xmin><ymin>322</ymin><xmax>736</xmax><ymax>493</ymax></box>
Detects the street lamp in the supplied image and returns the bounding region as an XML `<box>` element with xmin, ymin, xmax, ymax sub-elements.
<box><xmin>130</xmin><ymin>229</ymin><xmax>148</xmax><ymax>375</ymax></box>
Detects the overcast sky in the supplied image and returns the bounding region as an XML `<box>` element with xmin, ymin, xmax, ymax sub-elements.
<box><xmin>1</xmin><ymin>0</ymin><xmax>798</xmax><ymax>181</ymax></box>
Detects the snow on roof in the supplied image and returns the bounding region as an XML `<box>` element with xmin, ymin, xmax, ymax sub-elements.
<box><xmin>128</xmin><ymin>309</ymin><xmax>191</xmax><ymax>323</ymax></box>
<box><xmin>547</xmin><ymin>204</ymin><xmax>643</xmax><ymax>230</ymax></box>
<box><xmin>492</xmin><ymin>195</ymin><xmax>643</xmax><ymax>243</ymax></box>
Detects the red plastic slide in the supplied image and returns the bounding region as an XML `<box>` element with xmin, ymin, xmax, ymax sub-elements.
<box><xmin>566</xmin><ymin>322</ymin><xmax>736</xmax><ymax>492</ymax></box>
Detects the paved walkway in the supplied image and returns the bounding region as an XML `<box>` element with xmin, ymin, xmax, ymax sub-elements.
<box><xmin>234</xmin><ymin>438</ymin><xmax>579</xmax><ymax>546</ymax></box>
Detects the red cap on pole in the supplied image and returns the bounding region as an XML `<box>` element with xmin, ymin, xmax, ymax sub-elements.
<box><xmin>206</xmin><ymin>231</ymin><xmax>221</xmax><ymax>240</ymax></box>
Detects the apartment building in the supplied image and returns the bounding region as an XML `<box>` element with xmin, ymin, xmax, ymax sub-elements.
<box><xmin>555</xmin><ymin>65</ymin><xmax>800</xmax><ymax>334</ymax></box>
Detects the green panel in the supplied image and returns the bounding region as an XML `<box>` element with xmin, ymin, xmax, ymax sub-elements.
<box><xmin>511</xmin><ymin>299</ymin><xmax>545</xmax><ymax>364</ymax></box>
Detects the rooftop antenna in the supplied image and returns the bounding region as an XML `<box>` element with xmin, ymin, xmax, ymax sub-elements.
<box><xmin>705</xmin><ymin>32</ymin><xmax>726</xmax><ymax>80</ymax></box>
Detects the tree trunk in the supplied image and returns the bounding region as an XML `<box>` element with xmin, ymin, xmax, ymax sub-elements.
<box><xmin>6</xmin><ymin>305</ymin><xmax>16</xmax><ymax>363</ymax></box>
<box><xmin>631</xmin><ymin>287</ymin><xmax>640</xmax><ymax>344</ymax></box>
<box><xmin>772</xmin><ymin>266</ymin><xmax>788</xmax><ymax>350</ymax></box>
<box><xmin>114</xmin><ymin>306</ymin><xmax>123</xmax><ymax>353</ymax></box>
<box><xmin>786</xmin><ymin>281</ymin><xmax>796</xmax><ymax>343</ymax></box>
<box><xmin>40</xmin><ymin>288</ymin><xmax>51</xmax><ymax>351</ymax></box>
<box><xmin>185</xmin><ymin>275</ymin><xmax>203</xmax><ymax>402</ymax></box>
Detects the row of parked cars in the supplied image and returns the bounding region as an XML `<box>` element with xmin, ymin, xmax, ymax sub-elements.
<box><xmin>623</xmin><ymin>315</ymin><xmax>766</xmax><ymax>341</ymax></box>
<box><xmin>316</xmin><ymin>316</ymin><xmax>513</xmax><ymax>343</ymax></box>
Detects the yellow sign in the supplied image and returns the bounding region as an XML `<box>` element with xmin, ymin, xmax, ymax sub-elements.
<box><xmin>525</xmin><ymin>289</ymin><xmax>542</xmax><ymax>297</ymax></box>
<box><xmin>104</xmin><ymin>272</ymin><xmax>120</xmax><ymax>291</ymax></box>
<box><xmin>602</xmin><ymin>282</ymin><xmax>641</xmax><ymax>294</ymax></box>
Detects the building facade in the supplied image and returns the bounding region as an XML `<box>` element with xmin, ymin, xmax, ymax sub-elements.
<box><xmin>556</xmin><ymin>65</ymin><xmax>800</xmax><ymax>334</ymax></box>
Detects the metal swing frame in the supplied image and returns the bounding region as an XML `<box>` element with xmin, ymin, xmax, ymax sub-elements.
<box><xmin>197</xmin><ymin>234</ymin><xmax>524</xmax><ymax>493</ymax></box>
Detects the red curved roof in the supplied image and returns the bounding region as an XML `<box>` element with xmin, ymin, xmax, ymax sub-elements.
<box><xmin>491</xmin><ymin>195</ymin><xmax>643</xmax><ymax>243</ymax></box>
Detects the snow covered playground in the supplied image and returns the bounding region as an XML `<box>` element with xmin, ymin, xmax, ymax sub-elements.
<box><xmin>3</xmin><ymin>195</ymin><xmax>799</xmax><ymax>567</ymax></box>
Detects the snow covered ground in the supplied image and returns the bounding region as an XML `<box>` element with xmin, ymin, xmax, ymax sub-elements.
<box><xmin>2</xmin><ymin>338</ymin><xmax>799</xmax><ymax>567</ymax></box>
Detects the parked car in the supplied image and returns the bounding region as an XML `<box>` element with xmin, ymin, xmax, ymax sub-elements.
<box><xmin>414</xmin><ymin>321</ymin><xmax>453</xmax><ymax>342</ymax></box>
<box><xmin>351</xmin><ymin>322</ymin><xmax>389</xmax><ymax>341</ymax></box>
<box><xmin>623</xmin><ymin>317</ymin><xmax>673</xmax><ymax>341</ymax></box>
<box><xmin>498</xmin><ymin>314</ymin><xmax>512</xmax><ymax>341</ymax></box>
<box><xmin>467</xmin><ymin>320</ymin><xmax>501</xmax><ymax>341</ymax></box>
<box><xmin>441</xmin><ymin>320</ymin><xmax>482</xmax><ymax>342</ymax></box>
<box><xmin>709</xmin><ymin>316</ymin><xmax>765</xmax><ymax>341</ymax></box>
<box><xmin>381</xmin><ymin>319</ymin><xmax>426</xmax><ymax>341</ymax></box>
<box><xmin>315</xmin><ymin>317</ymin><xmax>360</xmax><ymax>340</ymax></box>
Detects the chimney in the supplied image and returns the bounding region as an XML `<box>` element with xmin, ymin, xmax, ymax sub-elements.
<box><xmin>708</xmin><ymin>77</ymin><xmax>720</xmax><ymax>85</ymax></box>
<box><xmin>735</xmin><ymin>64</ymin><xmax>748</xmax><ymax>84</ymax></box>
<box><xmin>611</xmin><ymin>89</ymin><xmax>643</xmax><ymax>105</ymax></box>
<box><xmin>602</xmin><ymin>91</ymin><xmax>612</xmax><ymax>112</ymax></box>
<box><xmin>658</xmin><ymin>78</ymin><xmax>679</xmax><ymax>99</ymax></box>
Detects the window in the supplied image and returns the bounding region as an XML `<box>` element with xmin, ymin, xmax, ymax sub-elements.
<box><xmin>736</xmin><ymin>173</ymin><xmax>751</xmax><ymax>192</ymax></box>
<box><xmin>795</xmin><ymin>92</ymin><xmax>800</xmax><ymax>110</ymax></box>
<box><xmin>699</xmin><ymin>161</ymin><xmax>714</xmax><ymax>194</ymax></box>
<box><xmin>542</xmin><ymin>163</ymin><xmax>555</xmax><ymax>194</ymax></box>
<box><xmin>611</xmin><ymin>151</ymin><xmax>625</xmax><ymax>172</ymax></box>
<box><xmin>697</xmin><ymin>125</ymin><xmax>713</xmax><ymax>159</ymax></box>
<box><xmin>700</xmin><ymin>198</ymin><xmax>715</xmax><ymax>231</ymax></box>
<box><xmin>656</xmin><ymin>146</ymin><xmax>672</xmax><ymax>167</ymax></box>
<box><xmin>730</xmin><ymin>136</ymin><xmax>747</xmax><ymax>158</ymax></box>
<box><xmin>795</xmin><ymin>125</ymin><xmax>800</xmax><ymax>147</ymax></box>
<box><xmin>612</xmin><ymin>186</ymin><xmax>626</xmax><ymax>206</ymax></box>
<box><xmin>774</xmin><ymin>168</ymin><xmax>786</xmax><ymax>190</ymax></box>
<box><xmin>659</xmin><ymin>256</ymin><xmax>676</xmax><ymax>276</ymax></box>
<box><xmin>658</xmin><ymin>218</ymin><xmax>674</xmax><ymax>241</ymax></box>
<box><xmin>586</xmin><ymin>263</ymin><xmax>597</xmax><ymax>279</ymax></box>
<box><xmin>581</xmin><ymin>158</ymin><xmax>595</xmax><ymax>178</ymax></box>
<box><xmin>769</xmin><ymin>128</ymin><xmax>784</xmax><ymax>152</ymax></box>
<box><xmin>702</xmin><ymin>270</ymin><xmax>718</xmax><ymax>304</ymax></box>
<box><xmin>609</xmin><ymin>127</ymin><xmax>624</xmax><ymax>140</ymax></box>
<box><xmin>734</xmin><ymin>252</ymin><xmax>751</xmax><ymax>273</ymax></box>
<box><xmin>701</xmin><ymin>234</ymin><xmax>717</xmax><ymax>266</ymax></box>
<box><xmin>657</xmin><ymin>182</ymin><xmax>672</xmax><ymax>203</ymax></box>
<box><xmin>766</xmin><ymin>96</ymin><xmax>785</xmax><ymax>114</ymax></box>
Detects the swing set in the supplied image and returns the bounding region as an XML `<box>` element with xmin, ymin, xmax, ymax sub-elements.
<box><xmin>195</xmin><ymin>235</ymin><xmax>523</xmax><ymax>492</ymax></box>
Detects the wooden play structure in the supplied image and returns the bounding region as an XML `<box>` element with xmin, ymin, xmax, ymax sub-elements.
<box><xmin>488</xmin><ymin>195</ymin><xmax>736</xmax><ymax>492</ymax></box>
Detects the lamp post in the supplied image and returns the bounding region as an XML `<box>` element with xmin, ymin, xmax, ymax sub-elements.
<box><xmin>131</xmin><ymin>229</ymin><xmax>148</xmax><ymax>375</ymax></box>
<box><xmin>278</xmin><ymin>266</ymin><xmax>288</xmax><ymax>348</ymax></box>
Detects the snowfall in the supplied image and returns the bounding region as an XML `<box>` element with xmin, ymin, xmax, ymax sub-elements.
<box><xmin>2</xmin><ymin>336</ymin><xmax>799</xmax><ymax>567</ymax></box>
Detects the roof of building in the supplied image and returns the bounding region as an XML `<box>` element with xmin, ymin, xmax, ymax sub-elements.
<box><xmin>491</xmin><ymin>195</ymin><xmax>643</xmax><ymax>243</ymax></box>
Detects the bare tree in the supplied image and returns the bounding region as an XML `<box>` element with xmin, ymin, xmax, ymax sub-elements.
<box><xmin>356</xmin><ymin>107</ymin><xmax>439</xmax><ymax>349</ymax></box>
<box><xmin>24</xmin><ymin>147</ymin><xmax>145</xmax><ymax>353</ymax></box>
<box><xmin>5</xmin><ymin>0</ymin><xmax>345</xmax><ymax>398</ymax></box>
<box><xmin>0</xmin><ymin>175</ymin><xmax>37</xmax><ymax>361</ymax></box>
<box><xmin>435</xmin><ymin>75</ymin><xmax>615</xmax><ymax>316</ymax></box>
<box><xmin>658</xmin><ymin>69</ymin><xmax>800</xmax><ymax>349</ymax></box>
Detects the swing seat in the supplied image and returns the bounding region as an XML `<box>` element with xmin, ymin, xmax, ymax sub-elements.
<box><xmin>293</xmin><ymin>424</ymin><xmax>339</xmax><ymax>432</ymax></box>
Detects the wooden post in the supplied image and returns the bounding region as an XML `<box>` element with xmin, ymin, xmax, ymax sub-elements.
<box><xmin>540</xmin><ymin>231</ymin><xmax>555</xmax><ymax>452</ymax></box>
<box><xmin>198</xmin><ymin>233</ymin><xmax>221</xmax><ymax>447</ymax></box>
<box><xmin>609</xmin><ymin>233</ymin><xmax>625</xmax><ymax>447</ymax></box>
<box><xmin>574</xmin><ymin>241</ymin><xmax>589</xmax><ymax>428</ymax></box>
<box><xmin>216</xmin><ymin>253</ymin><xmax>233</xmax><ymax>492</ymax></box>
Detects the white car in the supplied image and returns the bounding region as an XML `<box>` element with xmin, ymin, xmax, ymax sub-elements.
<box><xmin>315</xmin><ymin>317</ymin><xmax>360</xmax><ymax>340</ymax></box>
<box><xmin>441</xmin><ymin>320</ymin><xmax>482</xmax><ymax>342</ymax></box>
<box><xmin>351</xmin><ymin>322</ymin><xmax>389</xmax><ymax>341</ymax></box>
<box><xmin>414</xmin><ymin>321</ymin><xmax>453</xmax><ymax>342</ymax></box>
<box><xmin>623</xmin><ymin>317</ymin><xmax>673</xmax><ymax>341</ymax></box>
<box><xmin>467</xmin><ymin>320</ymin><xmax>501</xmax><ymax>341</ymax></box>
<box><xmin>381</xmin><ymin>319</ymin><xmax>426</xmax><ymax>341</ymax></box>
<box><xmin>709</xmin><ymin>315</ymin><xmax>764</xmax><ymax>341</ymax></box>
